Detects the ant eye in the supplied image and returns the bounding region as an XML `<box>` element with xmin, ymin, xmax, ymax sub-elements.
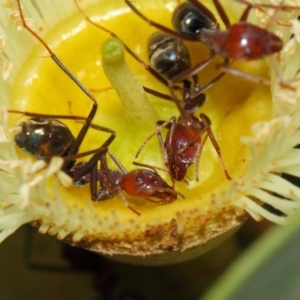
<box><xmin>172</xmin><ymin>2</ymin><xmax>213</xmax><ymax>38</ymax></box>
<box><xmin>135</xmin><ymin>176</ymin><xmax>143</xmax><ymax>183</ymax></box>
<box><xmin>245</xmin><ymin>48</ymin><xmax>253</xmax><ymax>57</ymax></box>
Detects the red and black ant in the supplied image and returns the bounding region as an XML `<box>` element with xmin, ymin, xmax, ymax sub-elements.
<box><xmin>11</xmin><ymin>0</ymin><xmax>180</xmax><ymax>215</ymax></box>
<box><xmin>74</xmin><ymin>0</ymin><xmax>230</xmax><ymax>183</ymax></box>
<box><xmin>126</xmin><ymin>0</ymin><xmax>295</xmax><ymax>91</ymax></box>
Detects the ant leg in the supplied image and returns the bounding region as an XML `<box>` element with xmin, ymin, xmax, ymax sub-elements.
<box><xmin>107</xmin><ymin>151</ymin><xmax>127</xmax><ymax>174</ymax></box>
<box><xmin>238</xmin><ymin>3</ymin><xmax>252</xmax><ymax>23</ymax></box>
<box><xmin>217</xmin><ymin>62</ymin><xmax>295</xmax><ymax>91</ymax></box>
<box><xmin>199</xmin><ymin>113</ymin><xmax>231</xmax><ymax>180</ymax></box>
<box><xmin>75</xmin><ymin>0</ymin><xmax>180</xmax><ymax>90</ymax></box>
<box><xmin>190</xmin><ymin>72</ymin><xmax>226</xmax><ymax>99</ymax></box>
<box><xmin>125</xmin><ymin>0</ymin><xmax>197</xmax><ymax>42</ymax></box>
<box><xmin>132</xmin><ymin>161</ymin><xmax>168</xmax><ymax>173</ymax></box>
<box><xmin>169</xmin><ymin>54</ymin><xmax>213</xmax><ymax>86</ymax></box>
<box><xmin>167</xmin><ymin>56</ymin><xmax>214</xmax><ymax>116</ymax></box>
<box><xmin>99</xmin><ymin>151</ymin><xmax>140</xmax><ymax>216</ymax></box>
<box><xmin>70</xmin><ymin>131</ymin><xmax>116</xmax><ymax>182</ymax></box>
<box><xmin>188</xmin><ymin>0</ymin><xmax>230</xmax><ymax>28</ymax></box>
<box><xmin>135</xmin><ymin>118</ymin><xmax>173</xmax><ymax>159</ymax></box>
<box><xmin>236</xmin><ymin>0</ymin><xmax>299</xmax><ymax>13</ymax></box>
<box><xmin>168</xmin><ymin>56</ymin><xmax>226</xmax><ymax>101</ymax></box>
<box><xmin>194</xmin><ymin>133</ymin><xmax>209</xmax><ymax>182</ymax></box>
<box><xmin>16</xmin><ymin>0</ymin><xmax>102</xmax><ymax>167</ymax></box>
<box><xmin>142</xmin><ymin>87</ymin><xmax>173</xmax><ymax>101</ymax></box>
<box><xmin>16</xmin><ymin>0</ymin><xmax>97</xmax><ymax>106</ymax></box>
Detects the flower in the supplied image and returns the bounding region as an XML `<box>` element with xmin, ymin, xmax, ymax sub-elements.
<box><xmin>0</xmin><ymin>0</ymin><xmax>300</xmax><ymax>265</ymax></box>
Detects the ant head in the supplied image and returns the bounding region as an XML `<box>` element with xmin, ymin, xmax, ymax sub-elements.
<box><xmin>123</xmin><ymin>169</ymin><xmax>176</xmax><ymax>201</ymax></box>
<box><xmin>147</xmin><ymin>31</ymin><xmax>191</xmax><ymax>80</ymax></box>
<box><xmin>172</xmin><ymin>2</ymin><xmax>214</xmax><ymax>39</ymax></box>
<box><xmin>14</xmin><ymin>118</ymin><xmax>74</xmax><ymax>161</ymax></box>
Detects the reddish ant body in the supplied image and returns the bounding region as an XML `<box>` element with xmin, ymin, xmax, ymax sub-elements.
<box><xmin>136</xmin><ymin>93</ymin><xmax>231</xmax><ymax>183</ymax></box>
<box><xmin>125</xmin><ymin>0</ymin><xmax>293</xmax><ymax>90</ymax></box>
<box><xmin>71</xmin><ymin>151</ymin><xmax>181</xmax><ymax>210</ymax></box>
<box><xmin>75</xmin><ymin>0</ymin><xmax>230</xmax><ymax>183</ymax></box>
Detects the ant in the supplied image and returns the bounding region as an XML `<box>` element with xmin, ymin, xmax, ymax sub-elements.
<box><xmin>135</xmin><ymin>94</ymin><xmax>231</xmax><ymax>183</ymax></box>
<box><xmin>12</xmin><ymin>1</ymin><xmax>180</xmax><ymax>215</ymax></box>
<box><xmin>125</xmin><ymin>0</ymin><xmax>295</xmax><ymax>92</ymax></box>
<box><xmin>74</xmin><ymin>0</ymin><xmax>205</xmax><ymax>118</ymax></box>
<box><xmin>70</xmin><ymin>150</ymin><xmax>182</xmax><ymax>213</ymax></box>
<box><xmin>74</xmin><ymin>0</ymin><xmax>230</xmax><ymax>183</ymax></box>
<box><xmin>141</xmin><ymin>31</ymin><xmax>230</xmax><ymax>182</ymax></box>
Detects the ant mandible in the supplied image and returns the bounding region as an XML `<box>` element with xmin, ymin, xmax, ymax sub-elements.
<box><xmin>125</xmin><ymin>0</ymin><xmax>294</xmax><ymax>92</ymax></box>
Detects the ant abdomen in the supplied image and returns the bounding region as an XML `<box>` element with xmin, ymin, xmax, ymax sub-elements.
<box><xmin>172</xmin><ymin>2</ymin><xmax>214</xmax><ymax>39</ymax></box>
<box><xmin>229</xmin><ymin>23</ymin><xmax>283</xmax><ymax>61</ymax></box>
<box><xmin>148</xmin><ymin>31</ymin><xmax>191</xmax><ymax>80</ymax></box>
<box><xmin>15</xmin><ymin>118</ymin><xmax>74</xmax><ymax>161</ymax></box>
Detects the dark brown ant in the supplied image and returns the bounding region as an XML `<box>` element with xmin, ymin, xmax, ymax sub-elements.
<box><xmin>126</xmin><ymin>0</ymin><xmax>295</xmax><ymax>92</ymax></box>
<box><xmin>74</xmin><ymin>0</ymin><xmax>230</xmax><ymax>183</ymax></box>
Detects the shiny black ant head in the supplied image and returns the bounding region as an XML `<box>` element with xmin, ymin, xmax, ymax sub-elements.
<box><xmin>14</xmin><ymin>118</ymin><xmax>75</xmax><ymax>161</ymax></box>
<box><xmin>172</xmin><ymin>2</ymin><xmax>214</xmax><ymax>39</ymax></box>
<box><xmin>148</xmin><ymin>31</ymin><xmax>191</xmax><ymax>80</ymax></box>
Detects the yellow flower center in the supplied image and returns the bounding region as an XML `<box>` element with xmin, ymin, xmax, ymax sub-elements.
<box><xmin>7</xmin><ymin>0</ymin><xmax>276</xmax><ymax>264</ymax></box>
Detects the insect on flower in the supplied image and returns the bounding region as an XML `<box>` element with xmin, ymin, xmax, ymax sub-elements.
<box><xmin>126</xmin><ymin>0</ymin><xmax>297</xmax><ymax>92</ymax></box>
